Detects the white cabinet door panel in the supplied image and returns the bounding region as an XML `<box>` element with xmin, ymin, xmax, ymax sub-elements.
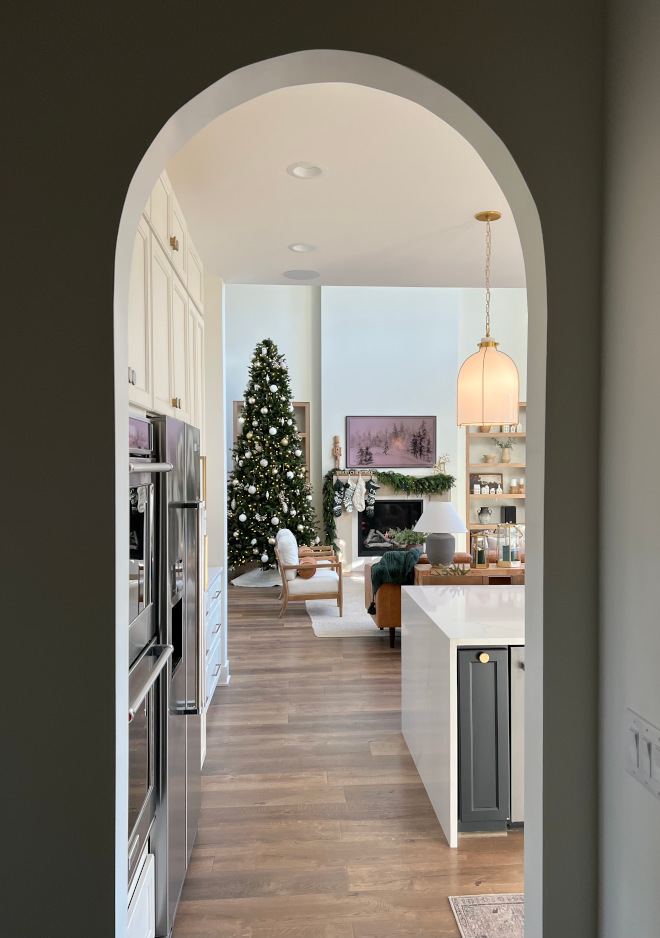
<box><xmin>187</xmin><ymin>237</ymin><xmax>204</xmax><ymax>312</ymax></box>
<box><xmin>128</xmin><ymin>217</ymin><xmax>152</xmax><ymax>409</ymax></box>
<box><xmin>171</xmin><ymin>276</ymin><xmax>190</xmax><ymax>422</ymax></box>
<box><xmin>149</xmin><ymin>174</ymin><xmax>171</xmax><ymax>252</ymax></box>
<box><xmin>151</xmin><ymin>239</ymin><xmax>173</xmax><ymax>416</ymax></box>
<box><xmin>170</xmin><ymin>193</ymin><xmax>187</xmax><ymax>280</ymax></box>
<box><xmin>195</xmin><ymin>311</ymin><xmax>205</xmax><ymax>449</ymax></box>
<box><xmin>127</xmin><ymin>853</ymin><xmax>155</xmax><ymax>938</ymax></box>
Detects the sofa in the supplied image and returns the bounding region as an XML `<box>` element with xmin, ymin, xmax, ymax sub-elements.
<box><xmin>364</xmin><ymin>552</ymin><xmax>471</xmax><ymax>646</ymax></box>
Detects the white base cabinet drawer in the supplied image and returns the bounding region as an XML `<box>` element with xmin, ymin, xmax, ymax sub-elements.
<box><xmin>127</xmin><ymin>853</ymin><xmax>155</xmax><ymax>938</ymax></box>
<box><xmin>205</xmin><ymin>632</ymin><xmax>223</xmax><ymax>710</ymax></box>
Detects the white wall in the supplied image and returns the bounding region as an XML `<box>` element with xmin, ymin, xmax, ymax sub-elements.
<box><xmin>224</xmin><ymin>284</ymin><xmax>322</xmax><ymax>516</ymax></box>
<box><xmin>600</xmin><ymin>3</ymin><xmax>660</xmax><ymax>934</ymax></box>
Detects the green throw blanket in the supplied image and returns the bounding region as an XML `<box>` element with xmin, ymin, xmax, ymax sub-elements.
<box><xmin>368</xmin><ymin>549</ymin><xmax>422</xmax><ymax>614</ymax></box>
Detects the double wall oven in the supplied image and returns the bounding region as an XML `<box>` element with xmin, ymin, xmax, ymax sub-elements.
<box><xmin>128</xmin><ymin>417</ymin><xmax>173</xmax><ymax>894</ymax></box>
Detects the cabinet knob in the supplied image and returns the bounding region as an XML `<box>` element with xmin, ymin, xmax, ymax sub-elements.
<box><xmin>170</xmin><ymin>236</ymin><xmax>180</xmax><ymax>251</ymax></box>
<box><xmin>478</xmin><ymin>652</ymin><xmax>490</xmax><ymax>664</ymax></box>
<box><xmin>172</xmin><ymin>397</ymin><xmax>182</xmax><ymax>409</ymax></box>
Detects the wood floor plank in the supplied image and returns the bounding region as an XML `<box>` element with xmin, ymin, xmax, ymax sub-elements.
<box><xmin>171</xmin><ymin>583</ymin><xmax>524</xmax><ymax>938</ymax></box>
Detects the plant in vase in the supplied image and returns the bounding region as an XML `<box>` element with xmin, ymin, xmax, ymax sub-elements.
<box><xmin>388</xmin><ymin>527</ymin><xmax>427</xmax><ymax>551</ymax></box>
<box><xmin>492</xmin><ymin>437</ymin><xmax>516</xmax><ymax>464</ymax></box>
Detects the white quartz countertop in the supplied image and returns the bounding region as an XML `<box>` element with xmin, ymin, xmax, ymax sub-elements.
<box><xmin>402</xmin><ymin>584</ymin><xmax>524</xmax><ymax>645</ymax></box>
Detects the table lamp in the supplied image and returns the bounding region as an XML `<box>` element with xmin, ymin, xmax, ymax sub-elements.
<box><xmin>414</xmin><ymin>502</ymin><xmax>468</xmax><ymax>566</ymax></box>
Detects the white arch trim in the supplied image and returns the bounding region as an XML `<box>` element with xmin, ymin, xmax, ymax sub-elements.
<box><xmin>114</xmin><ymin>49</ymin><xmax>547</xmax><ymax>938</ymax></box>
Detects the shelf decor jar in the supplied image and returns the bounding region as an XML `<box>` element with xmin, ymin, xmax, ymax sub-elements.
<box><xmin>496</xmin><ymin>523</ymin><xmax>523</xmax><ymax>567</ymax></box>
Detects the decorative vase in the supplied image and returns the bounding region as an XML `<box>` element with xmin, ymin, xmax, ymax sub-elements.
<box><xmin>477</xmin><ymin>506</ymin><xmax>493</xmax><ymax>524</ymax></box>
<box><xmin>500</xmin><ymin>448</ymin><xmax>511</xmax><ymax>463</ymax></box>
<box><xmin>478</xmin><ymin>425</ymin><xmax>492</xmax><ymax>433</ymax></box>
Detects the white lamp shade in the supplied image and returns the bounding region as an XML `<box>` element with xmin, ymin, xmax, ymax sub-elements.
<box><xmin>457</xmin><ymin>341</ymin><xmax>519</xmax><ymax>427</ymax></box>
<box><xmin>414</xmin><ymin>501</ymin><xmax>467</xmax><ymax>534</ymax></box>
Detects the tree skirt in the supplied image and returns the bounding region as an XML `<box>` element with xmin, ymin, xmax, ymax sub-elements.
<box><xmin>449</xmin><ymin>894</ymin><xmax>524</xmax><ymax>938</ymax></box>
<box><xmin>231</xmin><ymin>567</ymin><xmax>281</xmax><ymax>588</ymax></box>
<box><xmin>306</xmin><ymin>576</ymin><xmax>380</xmax><ymax>637</ymax></box>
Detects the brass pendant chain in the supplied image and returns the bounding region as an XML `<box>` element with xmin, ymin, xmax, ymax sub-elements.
<box><xmin>485</xmin><ymin>218</ymin><xmax>491</xmax><ymax>338</ymax></box>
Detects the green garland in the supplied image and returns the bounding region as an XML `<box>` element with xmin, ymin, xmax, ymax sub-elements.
<box><xmin>322</xmin><ymin>468</ymin><xmax>455</xmax><ymax>551</ymax></box>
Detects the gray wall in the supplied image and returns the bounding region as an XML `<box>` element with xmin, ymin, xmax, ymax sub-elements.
<box><xmin>3</xmin><ymin>2</ymin><xmax>605</xmax><ymax>936</ymax></box>
<box><xmin>600</xmin><ymin>1</ymin><xmax>660</xmax><ymax>933</ymax></box>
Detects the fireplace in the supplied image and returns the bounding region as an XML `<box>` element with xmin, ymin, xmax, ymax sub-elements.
<box><xmin>357</xmin><ymin>499</ymin><xmax>424</xmax><ymax>557</ymax></box>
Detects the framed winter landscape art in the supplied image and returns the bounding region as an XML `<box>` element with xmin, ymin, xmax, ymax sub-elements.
<box><xmin>346</xmin><ymin>416</ymin><xmax>437</xmax><ymax>469</ymax></box>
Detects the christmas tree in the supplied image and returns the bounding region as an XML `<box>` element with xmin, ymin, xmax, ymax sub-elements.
<box><xmin>227</xmin><ymin>339</ymin><xmax>318</xmax><ymax>569</ymax></box>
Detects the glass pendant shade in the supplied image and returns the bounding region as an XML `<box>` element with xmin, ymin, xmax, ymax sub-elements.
<box><xmin>457</xmin><ymin>339</ymin><xmax>519</xmax><ymax>427</ymax></box>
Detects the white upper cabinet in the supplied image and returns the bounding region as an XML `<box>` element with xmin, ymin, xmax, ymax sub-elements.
<box><xmin>169</xmin><ymin>193</ymin><xmax>187</xmax><ymax>281</ymax></box>
<box><xmin>149</xmin><ymin>174</ymin><xmax>171</xmax><ymax>253</ymax></box>
<box><xmin>128</xmin><ymin>171</ymin><xmax>204</xmax><ymax>436</ymax></box>
<box><xmin>151</xmin><ymin>238</ymin><xmax>174</xmax><ymax>417</ymax></box>
<box><xmin>128</xmin><ymin>217</ymin><xmax>152</xmax><ymax>409</ymax></box>
<box><xmin>171</xmin><ymin>276</ymin><xmax>191</xmax><ymax>422</ymax></box>
<box><xmin>187</xmin><ymin>236</ymin><xmax>204</xmax><ymax>313</ymax></box>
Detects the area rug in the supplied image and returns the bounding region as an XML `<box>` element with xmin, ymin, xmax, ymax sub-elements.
<box><xmin>230</xmin><ymin>567</ymin><xmax>281</xmax><ymax>588</ymax></box>
<box><xmin>448</xmin><ymin>894</ymin><xmax>524</xmax><ymax>938</ymax></box>
<box><xmin>306</xmin><ymin>575</ymin><xmax>379</xmax><ymax>637</ymax></box>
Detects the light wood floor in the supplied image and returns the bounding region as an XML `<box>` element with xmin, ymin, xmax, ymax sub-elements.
<box><xmin>172</xmin><ymin>579</ymin><xmax>523</xmax><ymax>938</ymax></box>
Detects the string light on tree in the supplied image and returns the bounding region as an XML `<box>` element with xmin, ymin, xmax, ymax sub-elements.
<box><xmin>227</xmin><ymin>338</ymin><xmax>318</xmax><ymax>570</ymax></box>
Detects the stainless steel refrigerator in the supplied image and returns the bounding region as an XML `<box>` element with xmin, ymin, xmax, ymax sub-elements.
<box><xmin>152</xmin><ymin>416</ymin><xmax>204</xmax><ymax>937</ymax></box>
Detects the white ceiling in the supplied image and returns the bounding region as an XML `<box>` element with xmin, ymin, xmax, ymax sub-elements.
<box><xmin>167</xmin><ymin>83</ymin><xmax>525</xmax><ymax>288</ymax></box>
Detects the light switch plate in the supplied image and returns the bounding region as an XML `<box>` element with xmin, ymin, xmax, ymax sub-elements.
<box><xmin>625</xmin><ymin>709</ymin><xmax>660</xmax><ymax>800</ymax></box>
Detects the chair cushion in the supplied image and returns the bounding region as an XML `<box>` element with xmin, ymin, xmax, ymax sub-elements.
<box><xmin>288</xmin><ymin>569</ymin><xmax>339</xmax><ymax>595</ymax></box>
<box><xmin>276</xmin><ymin>528</ymin><xmax>299</xmax><ymax>581</ymax></box>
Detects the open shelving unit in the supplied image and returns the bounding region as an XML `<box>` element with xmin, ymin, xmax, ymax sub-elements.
<box><xmin>465</xmin><ymin>402</ymin><xmax>526</xmax><ymax>546</ymax></box>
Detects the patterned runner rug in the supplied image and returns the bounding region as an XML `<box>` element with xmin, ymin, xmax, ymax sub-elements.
<box><xmin>449</xmin><ymin>894</ymin><xmax>524</xmax><ymax>938</ymax></box>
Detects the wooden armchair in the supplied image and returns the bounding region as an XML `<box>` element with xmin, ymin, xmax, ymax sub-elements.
<box><xmin>275</xmin><ymin>544</ymin><xmax>343</xmax><ymax>619</ymax></box>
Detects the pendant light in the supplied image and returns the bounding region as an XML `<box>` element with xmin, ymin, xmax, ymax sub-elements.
<box><xmin>457</xmin><ymin>211</ymin><xmax>519</xmax><ymax>428</ymax></box>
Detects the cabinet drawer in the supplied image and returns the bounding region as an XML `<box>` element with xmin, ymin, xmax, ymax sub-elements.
<box><xmin>205</xmin><ymin>632</ymin><xmax>222</xmax><ymax>710</ymax></box>
<box><xmin>127</xmin><ymin>853</ymin><xmax>155</xmax><ymax>938</ymax></box>
<box><xmin>205</xmin><ymin>582</ymin><xmax>222</xmax><ymax>618</ymax></box>
<box><xmin>205</xmin><ymin>606</ymin><xmax>222</xmax><ymax>656</ymax></box>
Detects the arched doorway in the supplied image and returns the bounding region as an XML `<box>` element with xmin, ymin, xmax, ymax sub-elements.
<box><xmin>115</xmin><ymin>49</ymin><xmax>546</xmax><ymax>935</ymax></box>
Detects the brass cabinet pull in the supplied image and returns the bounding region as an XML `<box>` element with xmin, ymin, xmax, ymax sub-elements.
<box><xmin>478</xmin><ymin>652</ymin><xmax>490</xmax><ymax>664</ymax></box>
<box><xmin>170</xmin><ymin>236</ymin><xmax>180</xmax><ymax>251</ymax></box>
<box><xmin>171</xmin><ymin>397</ymin><xmax>182</xmax><ymax>409</ymax></box>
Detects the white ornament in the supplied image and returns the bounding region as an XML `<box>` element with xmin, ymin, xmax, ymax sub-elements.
<box><xmin>297</xmin><ymin>524</ymin><xmax>304</xmax><ymax>531</ymax></box>
<box><xmin>246</xmin><ymin>431</ymin><xmax>253</xmax><ymax>439</ymax></box>
<box><xmin>269</xmin><ymin>427</ymin><xmax>277</xmax><ymax>436</ymax></box>
<box><xmin>290</xmin><ymin>509</ymin><xmax>296</xmax><ymax>517</ymax></box>
<box><xmin>251</xmin><ymin>538</ymin><xmax>257</xmax><ymax>545</ymax></box>
<box><xmin>232</xmin><ymin>479</ymin><xmax>239</xmax><ymax>487</ymax></box>
<box><xmin>268</xmin><ymin>537</ymin><xmax>276</xmax><ymax>545</ymax></box>
<box><xmin>237</xmin><ymin>416</ymin><xmax>245</xmax><ymax>425</ymax></box>
<box><xmin>282</xmin><ymin>506</ymin><xmax>288</xmax><ymax>513</ymax></box>
<box><xmin>231</xmin><ymin>498</ymin><xmax>236</xmax><ymax>509</ymax></box>
<box><xmin>238</xmin><ymin>460</ymin><xmax>243</xmax><ymax>467</ymax></box>
<box><xmin>260</xmin><ymin>458</ymin><xmax>268</xmax><ymax>467</ymax></box>
<box><xmin>252</xmin><ymin>548</ymin><xmax>259</xmax><ymax>554</ymax></box>
<box><xmin>252</xmin><ymin>420</ymin><xmax>258</xmax><ymax>427</ymax></box>
<box><xmin>269</xmin><ymin>384</ymin><xmax>277</xmax><ymax>392</ymax></box>
<box><xmin>295</xmin><ymin>449</ymin><xmax>302</xmax><ymax>457</ymax></box>
<box><xmin>287</xmin><ymin>419</ymin><xmax>292</xmax><ymax>425</ymax></box>
<box><xmin>248</xmin><ymin>397</ymin><xmax>255</xmax><ymax>404</ymax></box>
<box><xmin>244</xmin><ymin>451</ymin><xmax>252</xmax><ymax>458</ymax></box>
<box><xmin>261</xmin><ymin>406</ymin><xmax>268</xmax><ymax>414</ymax></box>
<box><xmin>261</xmin><ymin>553</ymin><xmax>269</xmax><ymax>563</ymax></box>
<box><xmin>315</xmin><ymin>536</ymin><xmax>320</xmax><ymax>544</ymax></box>
<box><xmin>254</xmin><ymin>385</ymin><xmax>260</xmax><ymax>390</ymax></box>
<box><xmin>233</xmin><ymin>531</ymin><xmax>239</xmax><ymax>537</ymax></box>
<box><xmin>238</xmin><ymin>513</ymin><xmax>247</xmax><ymax>522</ymax></box>
<box><xmin>248</xmin><ymin>485</ymin><xmax>256</xmax><ymax>495</ymax></box>
<box><xmin>288</xmin><ymin>404</ymin><xmax>294</xmax><ymax>412</ymax></box>
<box><xmin>306</xmin><ymin>494</ymin><xmax>313</xmax><ymax>501</ymax></box>
<box><xmin>261</xmin><ymin>347</ymin><xmax>267</xmax><ymax>356</ymax></box>
<box><xmin>272</xmin><ymin>468</ymin><xmax>278</xmax><ymax>475</ymax></box>
<box><xmin>286</xmin><ymin>471</ymin><xmax>294</xmax><ymax>479</ymax></box>
<box><xmin>271</xmin><ymin>516</ymin><xmax>280</xmax><ymax>525</ymax></box>
<box><xmin>280</xmin><ymin>417</ymin><xmax>285</xmax><ymax>425</ymax></box>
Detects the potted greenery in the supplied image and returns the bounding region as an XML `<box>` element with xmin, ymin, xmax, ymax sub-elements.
<box><xmin>388</xmin><ymin>527</ymin><xmax>427</xmax><ymax>551</ymax></box>
<box><xmin>492</xmin><ymin>436</ymin><xmax>516</xmax><ymax>464</ymax></box>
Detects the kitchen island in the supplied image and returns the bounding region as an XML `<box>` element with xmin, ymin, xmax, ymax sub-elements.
<box><xmin>401</xmin><ymin>584</ymin><xmax>525</xmax><ymax>847</ymax></box>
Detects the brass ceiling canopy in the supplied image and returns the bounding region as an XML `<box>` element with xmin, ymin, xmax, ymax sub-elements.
<box><xmin>475</xmin><ymin>210</ymin><xmax>502</xmax><ymax>223</ymax></box>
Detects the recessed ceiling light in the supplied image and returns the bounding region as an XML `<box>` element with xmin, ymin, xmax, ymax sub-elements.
<box><xmin>283</xmin><ymin>269</ymin><xmax>320</xmax><ymax>280</ymax></box>
<box><xmin>288</xmin><ymin>243</ymin><xmax>317</xmax><ymax>253</ymax></box>
<box><xmin>286</xmin><ymin>162</ymin><xmax>325</xmax><ymax>179</ymax></box>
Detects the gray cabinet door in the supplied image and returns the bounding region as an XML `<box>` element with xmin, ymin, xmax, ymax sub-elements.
<box><xmin>458</xmin><ymin>647</ymin><xmax>510</xmax><ymax>830</ymax></box>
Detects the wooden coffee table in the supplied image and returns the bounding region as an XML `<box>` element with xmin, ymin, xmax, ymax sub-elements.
<box><xmin>414</xmin><ymin>563</ymin><xmax>525</xmax><ymax>585</ymax></box>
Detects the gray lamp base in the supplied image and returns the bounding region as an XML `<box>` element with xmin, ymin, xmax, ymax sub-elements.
<box><xmin>425</xmin><ymin>533</ymin><xmax>456</xmax><ymax>566</ymax></box>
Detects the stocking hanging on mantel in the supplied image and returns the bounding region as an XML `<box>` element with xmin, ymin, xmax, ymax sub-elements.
<box><xmin>352</xmin><ymin>475</ymin><xmax>366</xmax><ymax>512</ymax></box>
<box><xmin>227</xmin><ymin>338</ymin><xmax>318</xmax><ymax>569</ymax></box>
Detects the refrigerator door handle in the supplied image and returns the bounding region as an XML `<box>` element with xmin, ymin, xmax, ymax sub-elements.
<box><xmin>173</xmin><ymin>499</ymin><xmax>205</xmax><ymax>715</ymax></box>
